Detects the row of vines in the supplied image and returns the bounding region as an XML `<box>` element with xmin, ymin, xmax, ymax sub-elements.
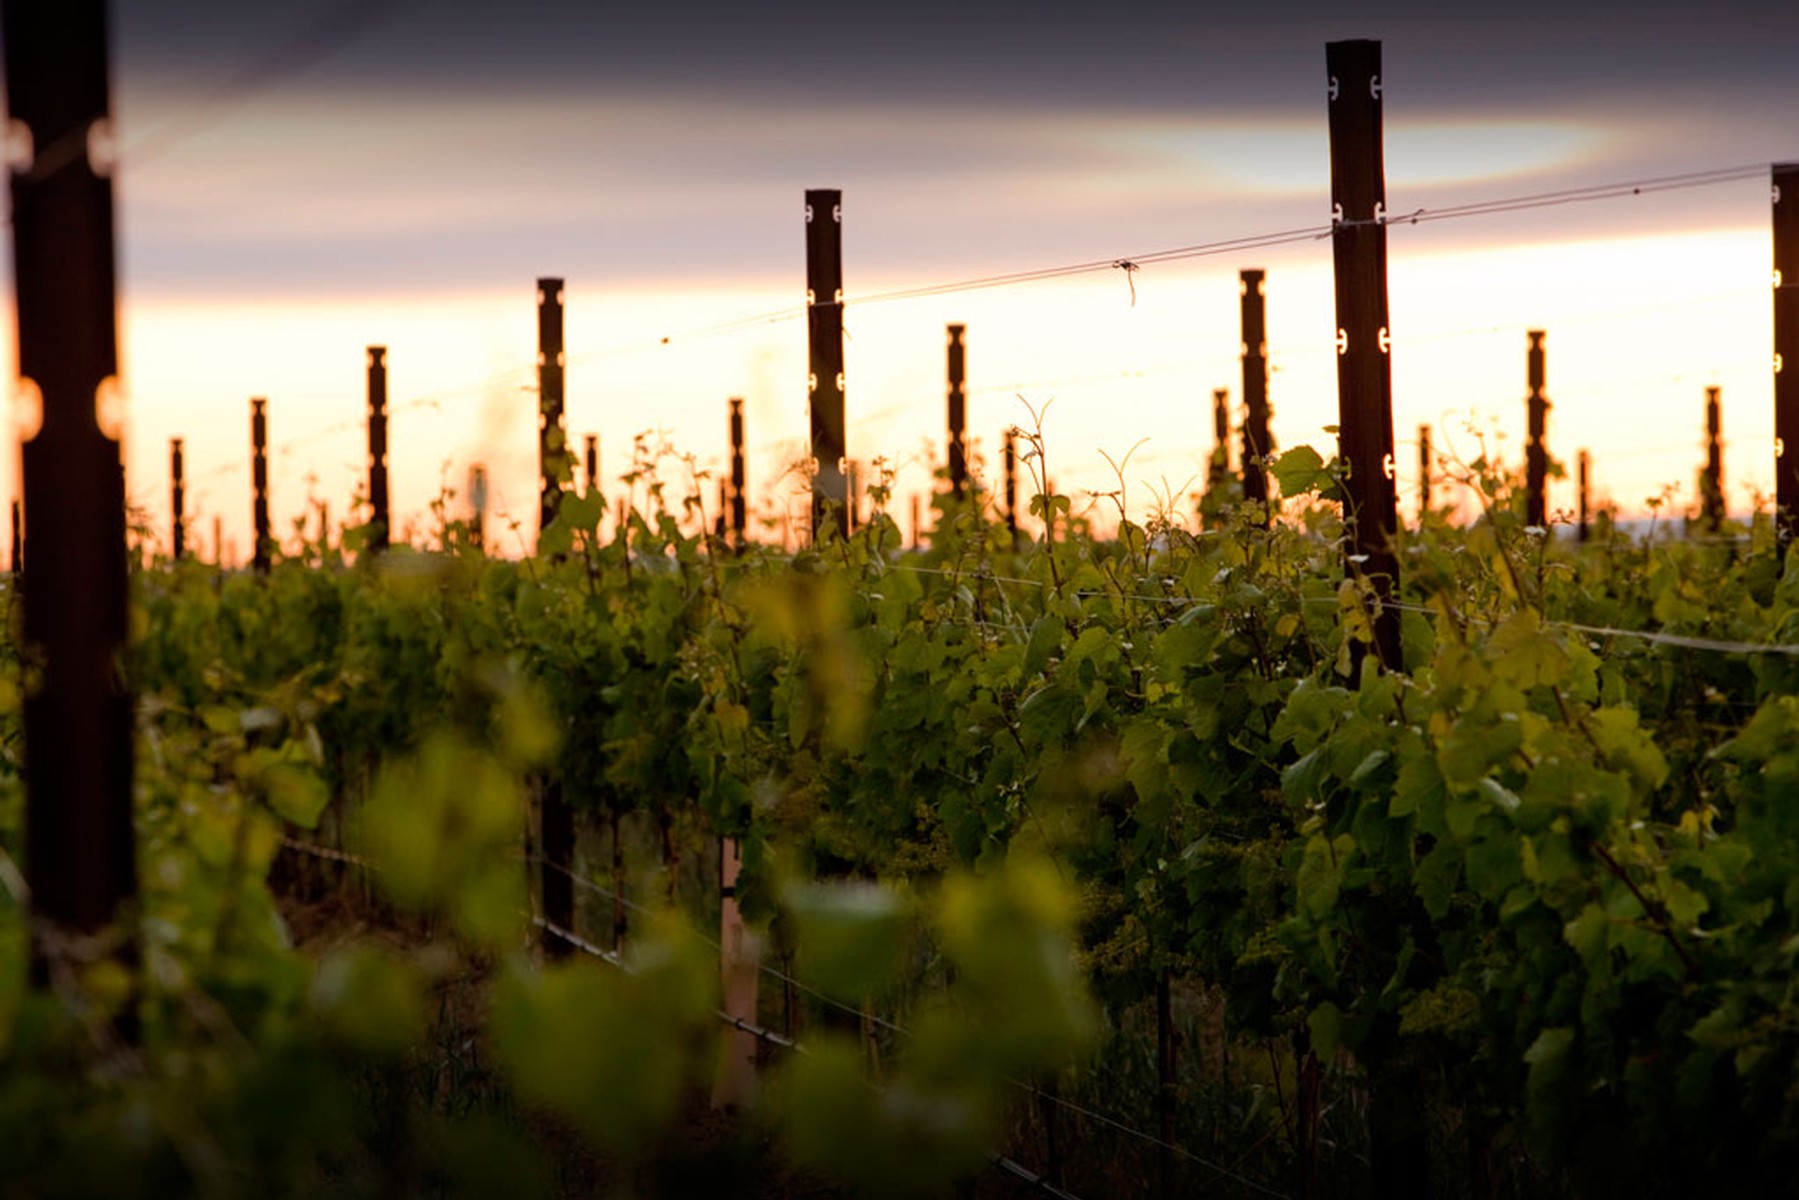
<box><xmin>5</xmin><ymin>433</ymin><xmax>1799</xmax><ymax>1198</ymax></box>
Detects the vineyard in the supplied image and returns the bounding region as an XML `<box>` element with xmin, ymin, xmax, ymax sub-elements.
<box><xmin>5</xmin><ymin>440</ymin><xmax>1799</xmax><ymax>1197</ymax></box>
<box><xmin>6</xmin><ymin>6</ymin><xmax>1799</xmax><ymax>1199</ymax></box>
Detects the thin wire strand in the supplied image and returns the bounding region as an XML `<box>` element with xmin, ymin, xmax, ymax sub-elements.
<box><xmin>528</xmin><ymin>854</ymin><xmax>1292</xmax><ymax>1197</ymax></box>
<box><xmin>529</xmin><ymin>912</ymin><xmax>1084</xmax><ymax>1200</ymax></box>
<box><xmin>885</xmin><ymin>561</ymin><xmax>1799</xmax><ymax>657</ymax></box>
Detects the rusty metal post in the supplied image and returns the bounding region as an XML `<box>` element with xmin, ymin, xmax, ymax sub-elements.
<box><xmin>1526</xmin><ymin>330</ymin><xmax>1548</xmax><ymax>527</ymax></box>
<box><xmin>1417</xmin><ymin>424</ymin><xmax>1432</xmax><ymax>519</ymax></box>
<box><xmin>1578</xmin><ymin>450</ymin><xmax>1591</xmax><ymax>543</ymax></box>
<box><xmin>729</xmin><ymin>397</ymin><xmax>746</xmax><ymax>545</ymax></box>
<box><xmin>170</xmin><ymin>438</ymin><xmax>185</xmax><ymax>561</ymax></box>
<box><xmin>251</xmin><ymin>398</ymin><xmax>270</xmax><ymax>573</ymax></box>
<box><xmin>1240</xmin><ymin>268</ymin><xmax>1271</xmax><ymax>520</ymax></box>
<box><xmin>537</xmin><ymin>277</ymin><xmax>568</xmax><ymax>546</ymax></box>
<box><xmin>1327</xmin><ymin>39</ymin><xmax>1401</xmax><ymax>671</ymax></box>
<box><xmin>6</xmin><ymin>0</ymin><xmax>137</xmax><ymax>995</ymax></box>
<box><xmin>1702</xmin><ymin>386</ymin><xmax>1724</xmax><ymax>532</ymax></box>
<box><xmin>1774</xmin><ymin>164</ymin><xmax>1799</xmax><ymax>546</ymax></box>
<box><xmin>367</xmin><ymin>345</ymin><xmax>389</xmax><ymax>552</ymax></box>
<box><xmin>805</xmin><ymin>189</ymin><xmax>847</xmax><ymax>542</ymax></box>
<box><xmin>947</xmin><ymin>324</ymin><xmax>968</xmax><ymax>501</ymax></box>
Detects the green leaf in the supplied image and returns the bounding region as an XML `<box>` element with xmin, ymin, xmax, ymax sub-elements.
<box><xmin>1270</xmin><ymin>445</ymin><xmax>1328</xmax><ymax>498</ymax></box>
<box><xmin>1297</xmin><ymin>834</ymin><xmax>1355</xmax><ymax>919</ymax></box>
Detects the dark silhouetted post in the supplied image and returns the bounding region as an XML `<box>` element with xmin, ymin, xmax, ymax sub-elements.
<box><xmin>170</xmin><ymin>438</ymin><xmax>185</xmax><ymax>561</ymax></box>
<box><xmin>469</xmin><ymin>464</ymin><xmax>487</xmax><ymax>553</ymax></box>
<box><xmin>1526</xmin><ymin>330</ymin><xmax>1548</xmax><ymax>527</ymax></box>
<box><xmin>251</xmin><ymin>398</ymin><xmax>270</xmax><ymax>573</ymax></box>
<box><xmin>537</xmin><ymin>277</ymin><xmax>568</xmax><ymax>547</ymax></box>
<box><xmin>1210</xmin><ymin>387</ymin><xmax>1231</xmax><ymax>489</ymax></box>
<box><xmin>7</xmin><ymin>0</ymin><xmax>137</xmax><ymax>996</ymax></box>
<box><xmin>1327</xmin><ymin>39</ymin><xmax>1401</xmax><ymax>671</ymax></box>
<box><xmin>367</xmin><ymin>345</ymin><xmax>389</xmax><ymax>552</ymax></box>
<box><xmin>10</xmin><ymin>500</ymin><xmax>20</xmax><ymax>577</ymax></box>
<box><xmin>1417</xmin><ymin>424</ymin><xmax>1432</xmax><ymax>518</ymax></box>
<box><xmin>1240</xmin><ymin>268</ymin><xmax>1271</xmax><ymax>519</ymax></box>
<box><xmin>947</xmin><ymin>324</ymin><xmax>968</xmax><ymax>501</ymax></box>
<box><xmin>806</xmin><ymin>189</ymin><xmax>847</xmax><ymax>542</ymax></box>
<box><xmin>1702</xmin><ymin>386</ymin><xmax>1724</xmax><ymax>532</ymax></box>
<box><xmin>729</xmin><ymin>397</ymin><xmax>746</xmax><ymax>545</ymax></box>
<box><xmin>1003</xmin><ymin>427</ymin><xmax>1018</xmax><ymax>538</ymax></box>
<box><xmin>584</xmin><ymin>434</ymin><xmax>598</xmax><ymax>495</ymax></box>
<box><xmin>1774</xmin><ymin>164</ymin><xmax>1799</xmax><ymax>545</ymax></box>
<box><xmin>846</xmin><ymin>461</ymin><xmax>860</xmax><ymax>533</ymax></box>
<box><xmin>1329</xmin><ymin>37</ymin><xmax>1419</xmax><ymax>1200</ymax></box>
<box><xmin>1578</xmin><ymin>450</ymin><xmax>1591</xmax><ymax>543</ymax></box>
<box><xmin>535</xmin><ymin>286</ymin><xmax>573</xmax><ymax>958</ymax></box>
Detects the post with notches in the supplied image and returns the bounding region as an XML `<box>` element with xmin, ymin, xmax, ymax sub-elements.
<box><xmin>1702</xmin><ymin>386</ymin><xmax>1724</xmax><ymax>533</ymax></box>
<box><xmin>171</xmin><ymin>438</ymin><xmax>186</xmax><ymax>561</ymax></box>
<box><xmin>1326</xmin><ymin>39</ymin><xmax>1401</xmax><ymax>672</ymax></box>
<box><xmin>1525</xmin><ymin>330</ymin><xmax>1548</xmax><ymax>527</ymax></box>
<box><xmin>367</xmin><ymin>345</ymin><xmax>389</xmax><ymax>552</ymax></box>
<box><xmin>1239</xmin><ymin>268</ymin><xmax>1271</xmax><ymax>520</ymax></box>
<box><xmin>6</xmin><ymin>0</ymin><xmax>138</xmax><ymax>1013</ymax></box>
<box><xmin>805</xmin><ymin>189</ymin><xmax>848</xmax><ymax>542</ymax></box>
<box><xmin>1417</xmin><ymin>424</ymin><xmax>1431</xmax><ymax>520</ymax></box>
<box><xmin>1328</xmin><ymin>36</ymin><xmax>1420</xmax><ymax>1200</ymax></box>
<box><xmin>251</xmin><ymin>398</ymin><xmax>270</xmax><ymax>573</ymax></box>
<box><xmin>1774</xmin><ymin>164</ymin><xmax>1799</xmax><ymax>546</ymax></box>
<box><xmin>946</xmin><ymin>324</ymin><xmax>968</xmax><ymax>501</ymax></box>
<box><xmin>729</xmin><ymin>397</ymin><xmax>747</xmax><ymax>546</ymax></box>
<box><xmin>535</xmin><ymin>277</ymin><xmax>573</xmax><ymax>957</ymax></box>
<box><xmin>1578</xmin><ymin>450</ymin><xmax>1591</xmax><ymax>543</ymax></box>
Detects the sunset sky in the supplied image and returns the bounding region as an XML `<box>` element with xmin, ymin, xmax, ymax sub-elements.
<box><xmin>9</xmin><ymin>0</ymin><xmax>1799</xmax><ymax>556</ymax></box>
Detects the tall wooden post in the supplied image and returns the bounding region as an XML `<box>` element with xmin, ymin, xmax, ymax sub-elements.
<box><xmin>469</xmin><ymin>464</ymin><xmax>487</xmax><ymax>553</ymax></box>
<box><xmin>367</xmin><ymin>345</ymin><xmax>389</xmax><ymax>552</ymax></box>
<box><xmin>1525</xmin><ymin>330</ymin><xmax>1548</xmax><ymax>527</ymax></box>
<box><xmin>251</xmin><ymin>398</ymin><xmax>270</xmax><ymax>573</ymax></box>
<box><xmin>7</xmin><ymin>0</ymin><xmax>137</xmax><ymax>993</ymax></box>
<box><xmin>1773</xmin><ymin>164</ymin><xmax>1799</xmax><ymax>546</ymax></box>
<box><xmin>805</xmin><ymin>189</ymin><xmax>847</xmax><ymax>542</ymax></box>
<box><xmin>946</xmin><ymin>324</ymin><xmax>968</xmax><ymax>501</ymax></box>
<box><xmin>1240</xmin><ymin>268</ymin><xmax>1271</xmax><ymax>518</ymax></box>
<box><xmin>1702</xmin><ymin>386</ymin><xmax>1724</xmax><ymax>532</ymax></box>
<box><xmin>1417</xmin><ymin>424</ymin><xmax>1432</xmax><ymax>518</ymax></box>
<box><xmin>10</xmin><ymin>499</ymin><xmax>20</xmax><ymax>577</ymax></box>
<box><xmin>1578</xmin><ymin>450</ymin><xmax>1591</xmax><ymax>543</ymax></box>
<box><xmin>537</xmin><ymin>277</ymin><xmax>568</xmax><ymax>545</ymax></box>
<box><xmin>1327</xmin><ymin>39</ymin><xmax>1401</xmax><ymax>671</ymax></box>
<box><xmin>713</xmin><ymin>838</ymin><xmax>760</xmax><ymax>1109</ymax></box>
<box><xmin>584</xmin><ymin>434</ymin><xmax>598</xmax><ymax>495</ymax></box>
<box><xmin>729</xmin><ymin>397</ymin><xmax>746</xmax><ymax>545</ymax></box>
<box><xmin>1003</xmin><ymin>427</ymin><xmax>1018</xmax><ymax>538</ymax></box>
<box><xmin>170</xmin><ymin>438</ymin><xmax>185</xmax><ymax>561</ymax></box>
